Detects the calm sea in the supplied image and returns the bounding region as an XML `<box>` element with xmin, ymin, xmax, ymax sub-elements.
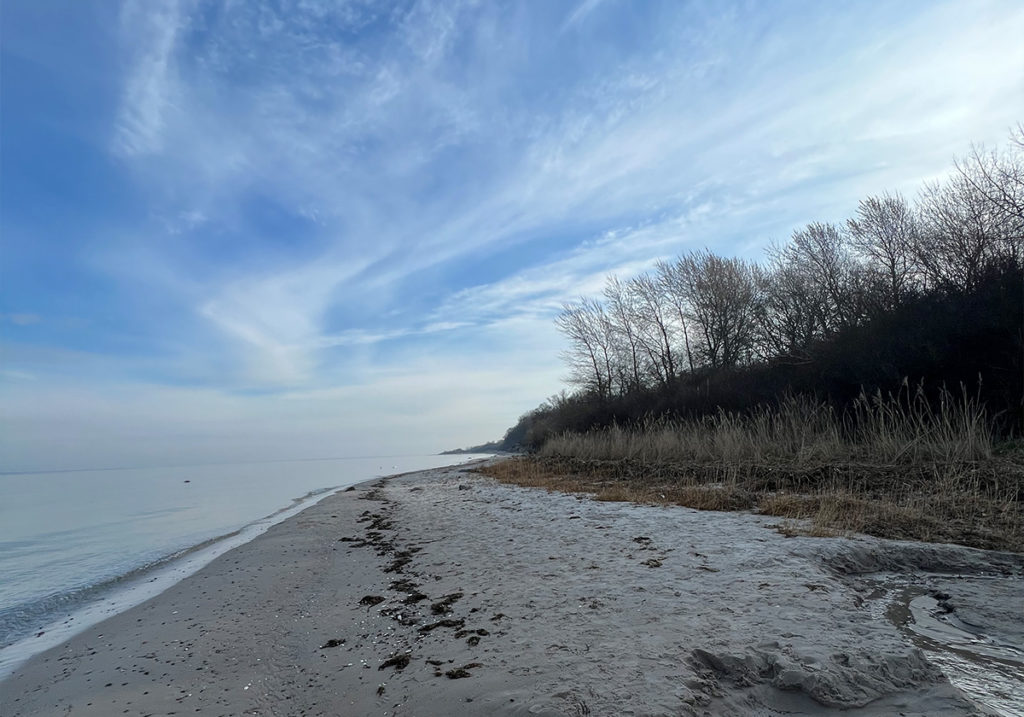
<box><xmin>0</xmin><ymin>454</ymin><xmax>487</xmax><ymax>675</ymax></box>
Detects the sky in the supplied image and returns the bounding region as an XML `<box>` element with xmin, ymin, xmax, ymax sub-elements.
<box><xmin>2</xmin><ymin>0</ymin><xmax>1023</xmax><ymax>472</ymax></box>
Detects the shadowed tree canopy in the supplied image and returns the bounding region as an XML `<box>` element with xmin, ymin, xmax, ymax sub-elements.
<box><xmin>501</xmin><ymin>133</ymin><xmax>1024</xmax><ymax>451</ymax></box>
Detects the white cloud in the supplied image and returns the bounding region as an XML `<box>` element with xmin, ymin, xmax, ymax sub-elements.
<box><xmin>562</xmin><ymin>0</ymin><xmax>608</xmax><ymax>31</ymax></box>
<box><xmin>430</xmin><ymin>213</ymin><xmax>716</xmax><ymax>329</ymax></box>
<box><xmin>197</xmin><ymin>257</ymin><xmax>376</xmax><ymax>386</ymax></box>
<box><xmin>8</xmin><ymin>0</ymin><xmax>1024</xmax><ymax>470</ymax></box>
<box><xmin>113</xmin><ymin>0</ymin><xmax>185</xmax><ymax>156</ymax></box>
<box><xmin>115</xmin><ymin>0</ymin><xmax>1024</xmax><ymax>384</ymax></box>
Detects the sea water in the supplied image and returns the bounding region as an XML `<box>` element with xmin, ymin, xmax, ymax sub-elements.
<box><xmin>0</xmin><ymin>454</ymin><xmax>487</xmax><ymax>675</ymax></box>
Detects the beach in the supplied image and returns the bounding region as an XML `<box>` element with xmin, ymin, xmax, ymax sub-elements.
<box><xmin>3</xmin><ymin>461</ymin><xmax>1022</xmax><ymax>716</ymax></box>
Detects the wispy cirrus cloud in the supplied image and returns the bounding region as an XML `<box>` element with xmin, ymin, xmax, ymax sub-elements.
<box><xmin>561</xmin><ymin>0</ymin><xmax>610</xmax><ymax>31</ymax></box>
<box><xmin>3</xmin><ymin>0</ymin><xmax>1024</xmax><ymax>468</ymax></box>
<box><xmin>94</xmin><ymin>0</ymin><xmax>1024</xmax><ymax>372</ymax></box>
<box><xmin>106</xmin><ymin>2</ymin><xmax>1024</xmax><ymax>386</ymax></box>
<box><xmin>113</xmin><ymin>0</ymin><xmax>186</xmax><ymax>157</ymax></box>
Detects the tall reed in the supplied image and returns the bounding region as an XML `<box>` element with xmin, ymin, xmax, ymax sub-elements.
<box><xmin>539</xmin><ymin>385</ymin><xmax>994</xmax><ymax>466</ymax></box>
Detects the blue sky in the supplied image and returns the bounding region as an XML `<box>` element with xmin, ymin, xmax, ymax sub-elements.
<box><xmin>2</xmin><ymin>0</ymin><xmax>1023</xmax><ymax>471</ymax></box>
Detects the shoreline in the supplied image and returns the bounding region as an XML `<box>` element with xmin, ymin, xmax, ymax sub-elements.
<box><xmin>0</xmin><ymin>483</ymin><xmax>348</xmax><ymax>679</ymax></box>
<box><xmin>0</xmin><ymin>455</ymin><xmax>493</xmax><ymax>677</ymax></box>
<box><xmin>3</xmin><ymin>463</ymin><xmax>1022</xmax><ymax>716</ymax></box>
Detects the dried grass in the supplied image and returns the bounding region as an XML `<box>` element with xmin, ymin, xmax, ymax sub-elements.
<box><xmin>476</xmin><ymin>391</ymin><xmax>1023</xmax><ymax>552</ymax></box>
<box><xmin>539</xmin><ymin>386</ymin><xmax>994</xmax><ymax>466</ymax></box>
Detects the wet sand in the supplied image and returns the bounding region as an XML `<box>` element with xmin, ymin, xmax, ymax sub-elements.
<box><xmin>3</xmin><ymin>462</ymin><xmax>1022</xmax><ymax>716</ymax></box>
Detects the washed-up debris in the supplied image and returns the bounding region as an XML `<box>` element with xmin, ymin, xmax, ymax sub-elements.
<box><xmin>445</xmin><ymin>662</ymin><xmax>482</xmax><ymax>679</ymax></box>
<box><xmin>379</xmin><ymin>654</ymin><xmax>410</xmax><ymax>671</ymax></box>
<box><xmin>430</xmin><ymin>592</ymin><xmax>464</xmax><ymax>614</ymax></box>
<box><xmin>418</xmin><ymin>618</ymin><xmax>465</xmax><ymax>633</ymax></box>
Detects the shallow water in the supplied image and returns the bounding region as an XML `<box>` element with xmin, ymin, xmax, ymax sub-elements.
<box><xmin>887</xmin><ymin>583</ymin><xmax>1024</xmax><ymax>716</ymax></box>
<box><xmin>0</xmin><ymin>454</ymin><xmax>487</xmax><ymax>662</ymax></box>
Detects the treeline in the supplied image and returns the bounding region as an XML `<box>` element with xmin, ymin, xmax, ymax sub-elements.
<box><xmin>503</xmin><ymin>130</ymin><xmax>1024</xmax><ymax>450</ymax></box>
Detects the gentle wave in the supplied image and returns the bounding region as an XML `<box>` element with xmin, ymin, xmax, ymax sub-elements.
<box><xmin>0</xmin><ymin>454</ymin><xmax>490</xmax><ymax>678</ymax></box>
<box><xmin>0</xmin><ymin>483</ymin><xmax>339</xmax><ymax>650</ymax></box>
<box><xmin>0</xmin><ymin>483</ymin><xmax>347</xmax><ymax>678</ymax></box>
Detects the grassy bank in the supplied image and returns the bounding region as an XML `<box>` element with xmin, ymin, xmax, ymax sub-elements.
<box><xmin>478</xmin><ymin>392</ymin><xmax>1023</xmax><ymax>552</ymax></box>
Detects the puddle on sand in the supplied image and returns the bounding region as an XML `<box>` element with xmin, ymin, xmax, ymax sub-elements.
<box><xmin>887</xmin><ymin>587</ymin><xmax>1024</xmax><ymax>717</ymax></box>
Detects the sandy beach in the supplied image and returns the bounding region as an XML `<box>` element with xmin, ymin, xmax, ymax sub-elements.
<box><xmin>3</xmin><ymin>461</ymin><xmax>1022</xmax><ymax>716</ymax></box>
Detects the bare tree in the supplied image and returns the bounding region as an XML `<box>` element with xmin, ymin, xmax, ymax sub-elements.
<box><xmin>603</xmin><ymin>276</ymin><xmax>646</xmax><ymax>392</ymax></box>
<box><xmin>666</xmin><ymin>250</ymin><xmax>760</xmax><ymax>369</ymax></box>
<box><xmin>779</xmin><ymin>222</ymin><xmax>861</xmax><ymax>331</ymax></box>
<box><xmin>555</xmin><ymin>299</ymin><xmax>614</xmax><ymax>398</ymax></box>
<box><xmin>655</xmin><ymin>259</ymin><xmax>697</xmax><ymax>373</ymax></box>
<box><xmin>847</xmin><ymin>192</ymin><xmax>919</xmax><ymax>309</ymax></box>
<box><xmin>915</xmin><ymin>171</ymin><xmax>1013</xmax><ymax>291</ymax></box>
<box><xmin>628</xmin><ymin>274</ymin><xmax>676</xmax><ymax>385</ymax></box>
<box><xmin>755</xmin><ymin>248</ymin><xmax>827</xmax><ymax>362</ymax></box>
<box><xmin>953</xmin><ymin>141</ymin><xmax>1024</xmax><ymax>266</ymax></box>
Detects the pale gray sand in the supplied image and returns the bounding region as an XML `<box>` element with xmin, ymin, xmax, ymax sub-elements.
<box><xmin>3</xmin><ymin>463</ymin><xmax>1022</xmax><ymax>716</ymax></box>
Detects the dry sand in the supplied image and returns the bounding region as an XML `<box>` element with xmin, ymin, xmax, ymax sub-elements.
<box><xmin>3</xmin><ymin>462</ymin><xmax>1022</xmax><ymax>716</ymax></box>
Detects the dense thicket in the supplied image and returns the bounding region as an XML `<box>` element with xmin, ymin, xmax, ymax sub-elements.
<box><xmin>502</xmin><ymin>130</ymin><xmax>1024</xmax><ymax>451</ymax></box>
